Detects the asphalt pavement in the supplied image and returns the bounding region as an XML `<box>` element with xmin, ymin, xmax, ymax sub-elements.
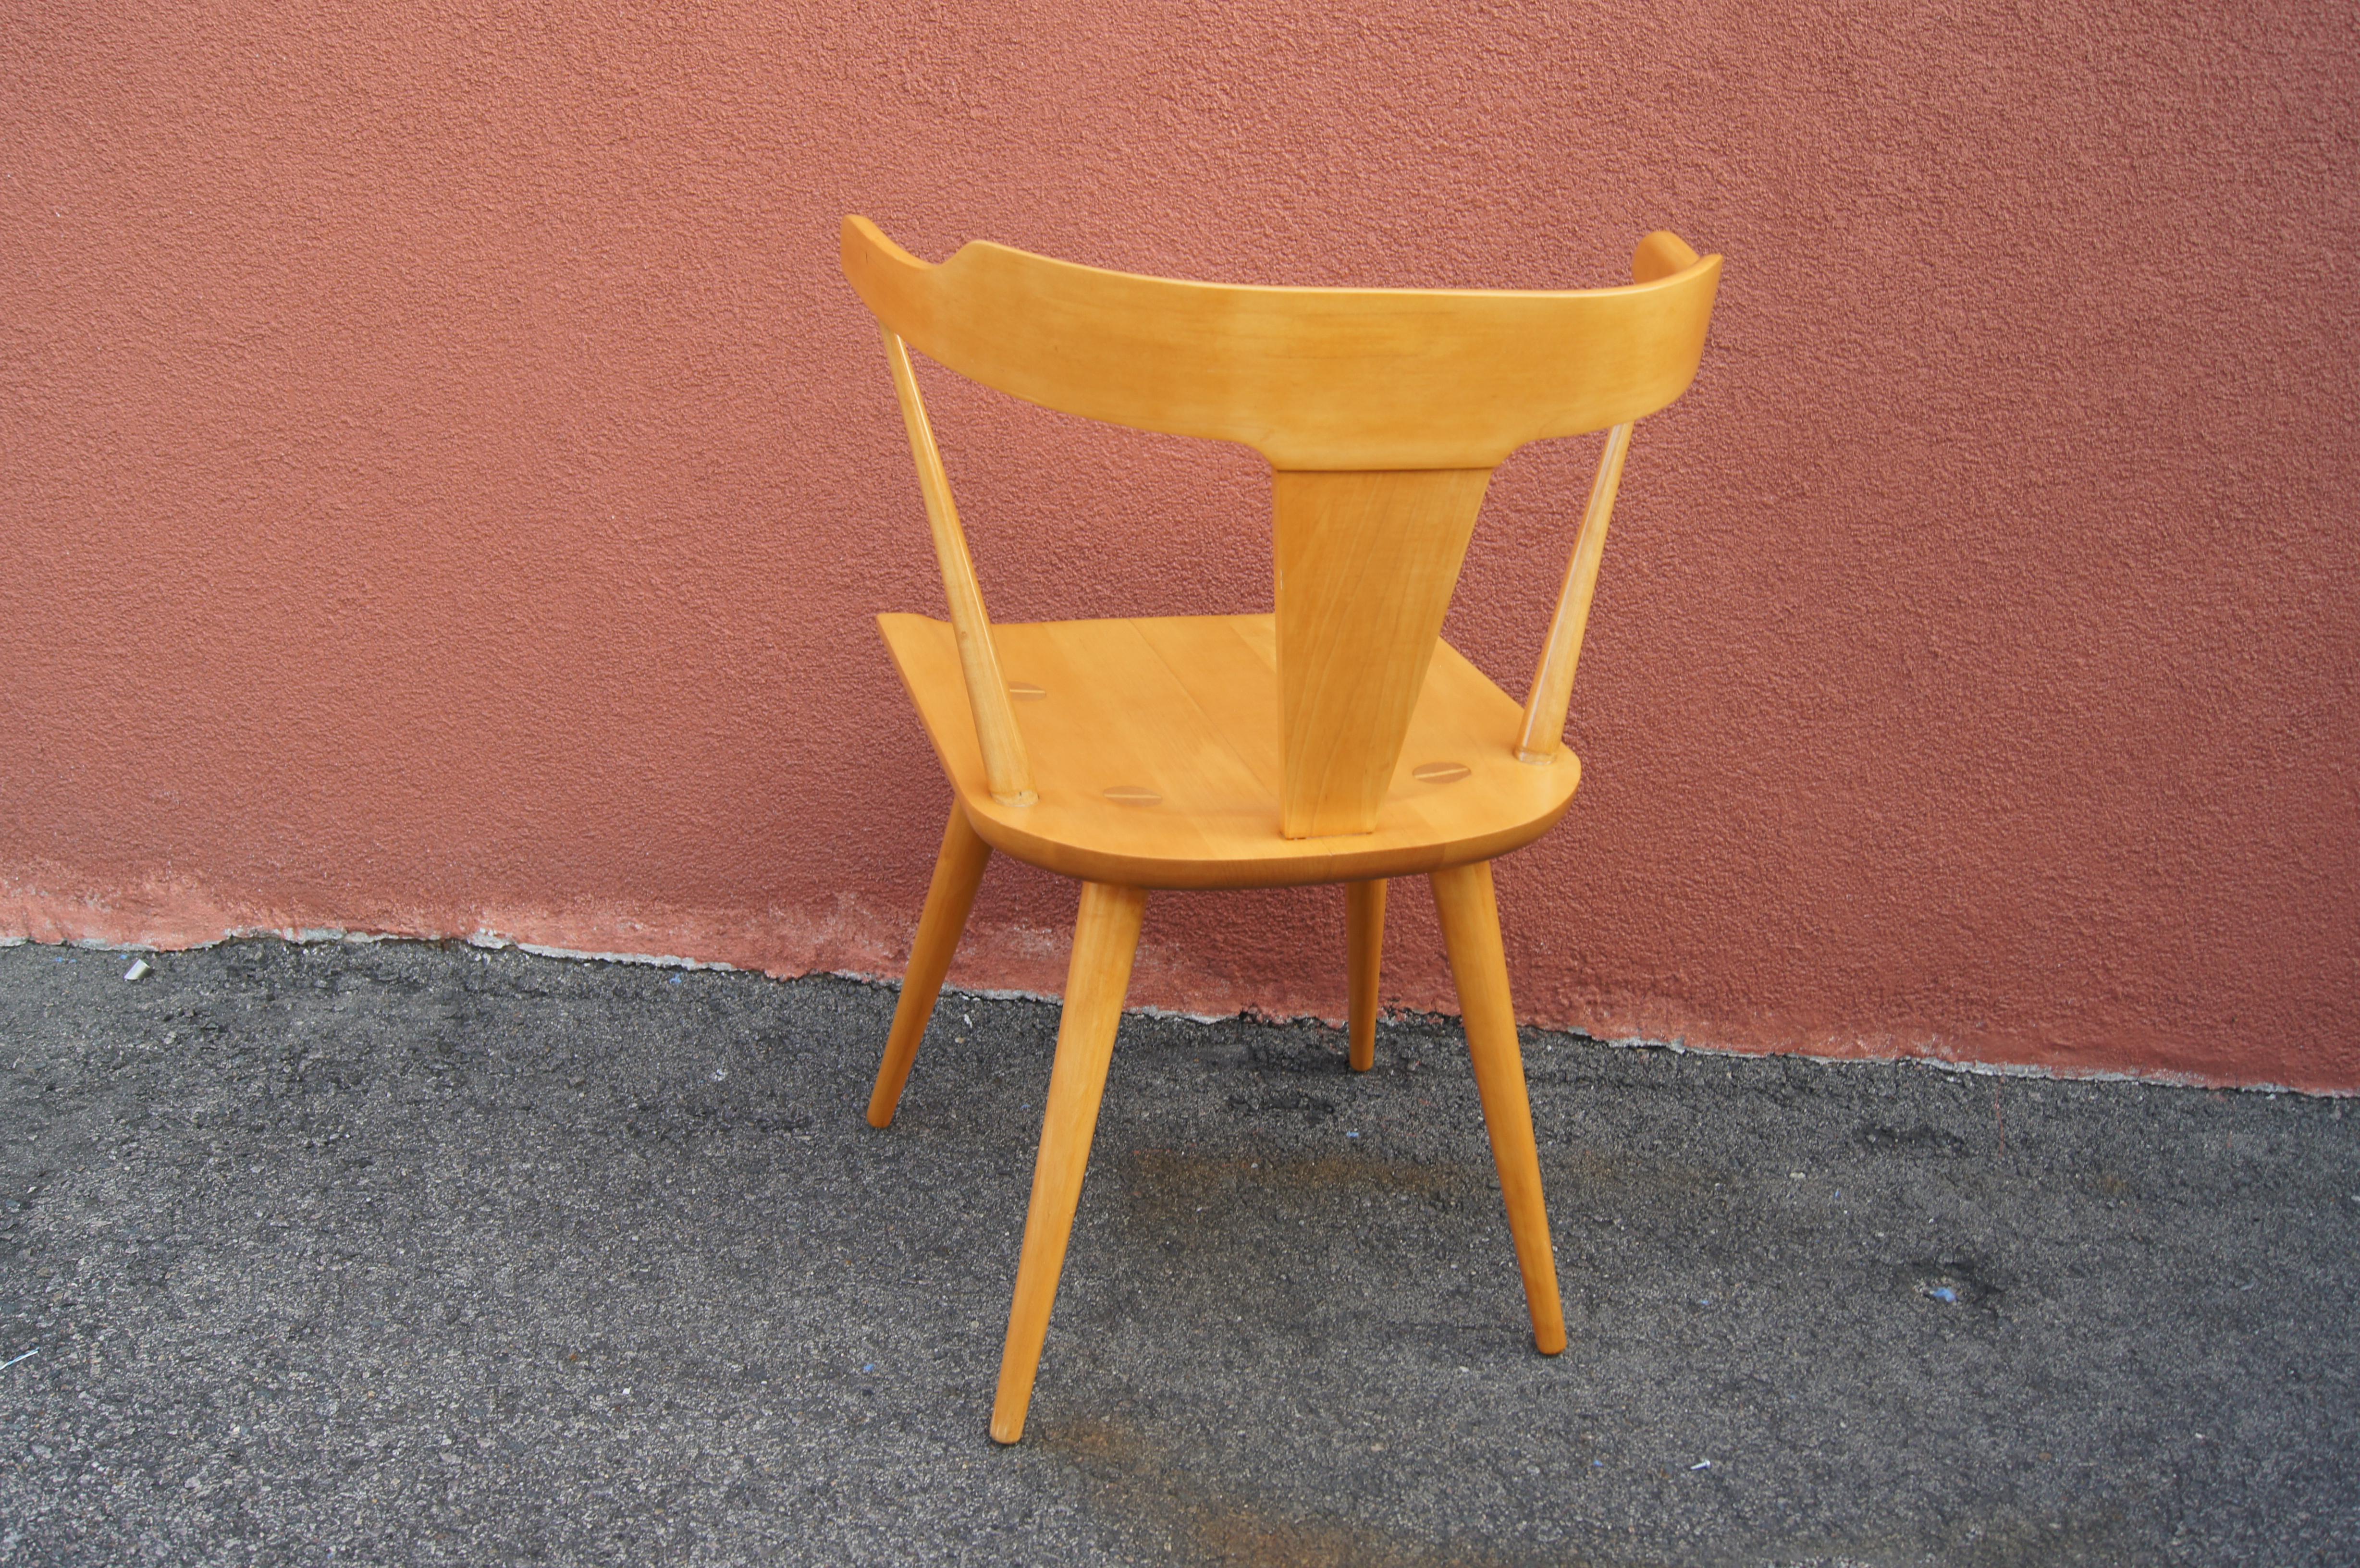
<box><xmin>2</xmin><ymin>936</ymin><xmax>2354</xmax><ymax>1566</ymax></box>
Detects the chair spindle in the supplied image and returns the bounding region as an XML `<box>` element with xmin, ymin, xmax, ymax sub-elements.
<box><xmin>1515</xmin><ymin>420</ymin><xmax>1631</xmax><ymax>765</ymax></box>
<box><xmin>880</xmin><ymin>328</ymin><xmax>1036</xmax><ymax>807</ymax></box>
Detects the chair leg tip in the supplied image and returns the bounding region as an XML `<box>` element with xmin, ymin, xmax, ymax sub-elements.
<box><xmin>864</xmin><ymin>1106</ymin><xmax>895</xmax><ymax>1129</ymax></box>
<box><xmin>988</xmin><ymin>1415</ymin><xmax>1024</xmax><ymax>1445</ymax></box>
<box><xmin>1535</xmin><ymin>1326</ymin><xmax>1568</xmax><ymax>1356</ymax></box>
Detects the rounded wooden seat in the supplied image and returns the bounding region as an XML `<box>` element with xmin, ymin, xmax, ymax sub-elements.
<box><xmin>881</xmin><ymin>611</ymin><xmax>1581</xmax><ymax>890</ymax></box>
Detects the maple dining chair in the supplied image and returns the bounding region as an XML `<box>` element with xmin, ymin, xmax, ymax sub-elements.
<box><xmin>840</xmin><ymin>215</ymin><xmax>1722</xmax><ymax>1443</ymax></box>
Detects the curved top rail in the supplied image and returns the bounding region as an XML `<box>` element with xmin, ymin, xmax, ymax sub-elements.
<box><xmin>842</xmin><ymin>217</ymin><xmax>1722</xmax><ymax>471</ymax></box>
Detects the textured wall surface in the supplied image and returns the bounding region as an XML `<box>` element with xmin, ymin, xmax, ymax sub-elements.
<box><xmin>3</xmin><ymin>2</ymin><xmax>2354</xmax><ymax>1088</ymax></box>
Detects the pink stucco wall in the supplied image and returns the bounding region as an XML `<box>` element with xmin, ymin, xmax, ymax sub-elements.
<box><xmin>3</xmin><ymin>3</ymin><xmax>2354</xmax><ymax>1089</ymax></box>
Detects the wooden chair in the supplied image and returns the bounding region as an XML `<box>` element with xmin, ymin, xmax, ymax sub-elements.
<box><xmin>841</xmin><ymin>215</ymin><xmax>1722</xmax><ymax>1443</ymax></box>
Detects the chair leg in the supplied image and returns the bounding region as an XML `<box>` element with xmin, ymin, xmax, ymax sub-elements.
<box><xmin>1346</xmin><ymin>879</ymin><xmax>1387</xmax><ymax>1072</ymax></box>
<box><xmin>1429</xmin><ymin>860</ymin><xmax>1567</xmax><ymax>1355</ymax></box>
<box><xmin>866</xmin><ymin>805</ymin><xmax>993</xmax><ymax>1129</ymax></box>
<box><xmin>990</xmin><ymin>880</ymin><xmax>1148</xmax><ymax>1445</ymax></box>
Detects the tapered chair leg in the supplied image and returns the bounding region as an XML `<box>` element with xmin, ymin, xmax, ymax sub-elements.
<box><xmin>1430</xmin><ymin>860</ymin><xmax>1567</xmax><ymax>1355</ymax></box>
<box><xmin>1346</xmin><ymin>879</ymin><xmax>1387</xmax><ymax>1071</ymax></box>
<box><xmin>867</xmin><ymin>806</ymin><xmax>993</xmax><ymax>1129</ymax></box>
<box><xmin>990</xmin><ymin>880</ymin><xmax>1148</xmax><ymax>1444</ymax></box>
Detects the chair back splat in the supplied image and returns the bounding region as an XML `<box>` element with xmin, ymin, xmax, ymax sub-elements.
<box><xmin>842</xmin><ymin>216</ymin><xmax>1723</xmax><ymax>839</ymax></box>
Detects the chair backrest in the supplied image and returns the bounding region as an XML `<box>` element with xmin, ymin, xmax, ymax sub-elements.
<box><xmin>843</xmin><ymin>217</ymin><xmax>1722</xmax><ymax>837</ymax></box>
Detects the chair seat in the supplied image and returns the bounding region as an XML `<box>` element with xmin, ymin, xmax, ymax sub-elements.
<box><xmin>879</xmin><ymin>612</ymin><xmax>1582</xmax><ymax>890</ymax></box>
